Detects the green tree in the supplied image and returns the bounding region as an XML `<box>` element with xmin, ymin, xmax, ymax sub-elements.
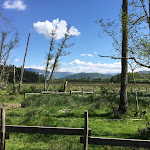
<box><xmin>98</xmin><ymin>0</ymin><xmax>149</xmax><ymax>114</ymax></box>
<box><xmin>118</xmin><ymin>0</ymin><xmax>128</xmax><ymax>114</ymax></box>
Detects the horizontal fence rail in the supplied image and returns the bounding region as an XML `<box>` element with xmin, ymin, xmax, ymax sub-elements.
<box><xmin>42</xmin><ymin>91</ymin><xmax>56</xmax><ymax>94</ymax></box>
<box><xmin>25</xmin><ymin>93</ymin><xmax>41</xmax><ymax>95</ymax></box>
<box><xmin>80</xmin><ymin>136</ymin><xmax>150</xmax><ymax>148</ymax></box>
<box><xmin>24</xmin><ymin>88</ymin><xmax>150</xmax><ymax>99</ymax></box>
<box><xmin>71</xmin><ymin>91</ymin><xmax>82</xmax><ymax>93</ymax></box>
<box><xmin>24</xmin><ymin>90</ymin><xmax>95</xmax><ymax>99</ymax></box>
<box><xmin>6</xmin><ymin>125</ymin><xmax>91</xmax><ymax>136</ymax></box>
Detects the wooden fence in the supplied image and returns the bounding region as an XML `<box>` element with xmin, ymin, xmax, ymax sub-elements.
<box><xmin>1</xmin><ymin>109</ymin><xmax>150</xmax><ymax>149</ymax></box>
<box><xmin>24</xmin><ymin>88</ymin><xmax>95</xmax><ymax>100</ymax></box>
<box><xmin>24</xmin><ymin>87</ymin><xmax>150</xmax><ymax>100</ymax></box>
<box><xmin>0</xmin><ymin>109</ymin><xmax>91</xmax><ymax>150</ymax></box>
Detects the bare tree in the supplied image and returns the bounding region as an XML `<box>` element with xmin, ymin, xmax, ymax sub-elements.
<box><xmin>47</xmin><ymin>27</ymin><xmax>74</xmax><ymax>90</ymax></box>
<box><xmin>13</xmin><ymin>65</ymin><xmax>16</xmax><ymax>93</ymax></box>
<box><xmin>0</xmin><ymin>12</ymin><xmax>19</xmax><ymax>85</ymax></box>
<box><xmin>0</xmin><ymin>32</ymin><xmax>19</xmax><ymax>82</ymax></box>
<box><xmin>129</xmin><ymin>62</ymin><xmax>139</xmax><ymax>111</ymax></box>
<box><xmin>0</xmin><ymin>32</ymin><xmax>6</xmax><ymax>64</ymax></box>
<box><xmin>44</xmin><ymin>31</ymin><xmax>55</xmax><ymax>91</ymax></box>
<box><xmin>18</xmin><ymin>33</ymin><xmax>30</xmax><ymax>92</ymax></box>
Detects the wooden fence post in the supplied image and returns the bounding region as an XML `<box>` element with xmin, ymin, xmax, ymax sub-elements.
<box><xmin>64</xmin><ymin>81</ymin><xmax>68</xmax><ymax>93</ymax></box>
<box><xmin>56</xmin><ymin>89</ymin><xmax>58</xmax><ymax>95</ymax></box>
<box><xmin>82</xmin><ymin>88</ymin><xmax>84</xmax><ymax>97</ymax></box>
<box><xmin>84</xmin><ymin>110</ymin><xmax>88</xmax><ymax>150</ymax></box>
<box><xmin>24</xmin><ymin>93</ymin><xmax>25</xmax><ymax>100</ymax></box>
<box><xmin>13</xmin><ymin>65</ymin><xmax>16</xmax><ymax>93</ymax></box>
<box><xmin>1</xmin><ymin>109</ymin><xmax>5</xmax><ymax>150</ymax></box>
<box><xmin>113</xmin><ymin>88</ymin><xmax>115</xmax><ymax>92</ymax></box>
<box><xmin>70</xmin><ymin>89</ymin><xmax>72</xmax><ymax>95</ymax></box>
<box><xmin>40</xmin><ymin>89</ymin><xmax>43</xmax><ymax>95</ymax></box>
<box><xmin>93</xmin><ymin>89</ymin><xmax>95</xmax><ymax>97</ymax></box>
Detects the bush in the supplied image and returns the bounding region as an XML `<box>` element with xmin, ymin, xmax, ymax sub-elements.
<box><xmin>30</xmin><ymin>85</ymin><xmax>36</xmax><ymax>92</ymax></box>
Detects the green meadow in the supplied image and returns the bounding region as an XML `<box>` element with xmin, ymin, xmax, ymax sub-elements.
<box><xmin>1</xmin><ymin>82</ymin><xmax>150</xmax><ymax>150</ymax></box>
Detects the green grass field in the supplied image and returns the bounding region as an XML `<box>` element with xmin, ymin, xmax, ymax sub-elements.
<box><xmin>0</xmin><ymin>82</ymin><xmax>150</xmax><ymax>150</ymax></box>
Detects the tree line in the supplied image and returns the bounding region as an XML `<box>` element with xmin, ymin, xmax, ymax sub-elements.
<box><xmin>0</xmin><ymin>65</ymin><xmax>44</xmax><ymax>83</ymax></box>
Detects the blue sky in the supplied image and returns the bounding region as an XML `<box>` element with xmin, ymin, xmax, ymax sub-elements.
<box><xmin>1</xmin><ymin>0</ymin><xmax>149</xmax><ymax>73</ymax></box>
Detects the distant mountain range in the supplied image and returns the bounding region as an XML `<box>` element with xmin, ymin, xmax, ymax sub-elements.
<box><xmin>24</xmin><ymin>68</ymin><xmax>73</xmax><ymax>79</ymax></box>
<box><xmin>25</xmin><ymin>68</ymin><xmax>150</xmax><ymax>80</ymax></box>
<box><xmin>24</xmin><ymin>68</ymin><xmax>113</xmax><ymax>79</ymax></box>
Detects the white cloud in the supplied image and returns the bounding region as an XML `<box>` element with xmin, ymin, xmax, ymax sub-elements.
<box><xmin>33</xmin><ymin>18</ymin><xmax>80</xmax><ymax>40</ymax></box>
<box><xmin>14</xmin><ymin>59</ymin><xmax>20</xmax><ymax>62</ymax></box>
<box><xmin>87</xmin><ymin>54</ymin><xmax>93</xmax><ymax>57</ymax></box>
<box><xmin>70</xmin><ymin>59</ymin><xmax>121</xmax><ymax>69</ymax></box>
<box><xmin>80</xmin><ymin>54</ymin><xmax>86</xmax><ymax>56</ymax></box>
<box><xmin>94</xmin><ymin>52</ymin><xmax>97</xmax><ymax>55</ymax></box>
<box><xmin>69</xmin><ymin>59</ymin><xmax>86</xmax><ymax>65</ymax></box>
<box><xmin>25</xmin><ymin>65</ymin><xmax>45</xmax><ymax>70</ymax></box>
<box><xmin>60</xmin><ymin>62</ymin><xmax>67</xmax><ymax>66</ymax></box>
<box><xmin>24</xmin><ymin>63</ymin><xmax>150</xmax><ymax>74</ymax></box>
<box><xmin>3</xmin><ymin>0</ymin><xmax>27</xmax><ymax>10</ymax></box>
<box><xmin>58</xmin><ymin>66</ymin><xmax>121</xmax><ymax>74</ymax></box>
<box><xmin>80</xmin><ymin>54</ymin><xmax>93</xmax><ymax>57</ymax></box>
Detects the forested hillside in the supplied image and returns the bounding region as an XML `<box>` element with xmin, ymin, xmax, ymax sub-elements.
<box><xmin>61</xmin><ymin>72</ymin><xmax>112</xmax><ymax>80</ymax></box>
<box><xmin>0</xmin><ymin>65</ymin><xmax>44</xmax><ymax>83</ymax></box>
<box><xmin>110</xmin><ymin>72</ymin><xmax>150</xmax><ymax>83</ymax></box>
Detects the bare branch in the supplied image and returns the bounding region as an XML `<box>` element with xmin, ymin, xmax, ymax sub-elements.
<box><xmin>98</xmin><ymin>54</ymin><xmax>150</xmax><ymax>68</ymax></box>
<box><xmin>98</xmin><ymin>55</ymin><xmax>133</xmax><ymax>59</ymax></box>
<box><xmin>140</xmin><ymin>0</ymin><xmax>150</xmax><ymax>27</ymax></box>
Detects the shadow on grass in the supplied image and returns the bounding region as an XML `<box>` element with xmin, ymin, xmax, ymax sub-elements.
<box><xmin>93</xmin><ymin>131</ymin><xmax>139</xmax><ymax>139</ymax></box>
<box><xmin>88</xmin><ymin>112</ymin><xmax>113</xmax><ymax>119</ymax></box>
<box><xmin>52</xmin><ymin>113</ymin><xmax>84</xmax><ymax>118</ymax></box>
<box><xmin>53</xmin><ymin>112</ymin><xmax>114</xmax><ymax>119</ymax></box>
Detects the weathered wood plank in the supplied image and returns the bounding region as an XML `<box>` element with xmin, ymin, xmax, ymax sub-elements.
<box><xmin>1</xmin><ymin>109</ymin><xmax>5</xmax><ymax>150</ymax></box>
<box><xmin>42</xmin><ymin>91</ymin><xmax>55</xmax><ymax>94</ymax></box>
<box><xmin>25</xmin><ymin>93</ymin><xmax>41</xmax><ymax>95</ymax></box>
<box><xmin>6</xmin><ymin>125</ymin><xmax>91</xmax><ymax>136</ymax></box>
<box><xmin>84</xmin><ymin>111</ymin><xmax>88</xmax><ymax>150</ymax></box>
<box><xmin>71</xmin><ymin>91</ymin><xmax>82</xmax><ymax>93</ymax></box>
<box><xmin>84</xmin><ymin>92</ymin><xmax>93</xmax><ymax>94</ymax></box>
<box><xmin>80</xmin><ymin>137</ymin><xmax>150</xmax><ymax>148</ymax></box>
<box><xmin>57</xmin><ymin>92</ymin><xmax>70</xmax><ymax>94</ymax></box>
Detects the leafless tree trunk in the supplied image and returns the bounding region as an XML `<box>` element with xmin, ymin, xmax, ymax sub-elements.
<box><xmin>132</xmin><ymin>70</ymin><xmax>139</xmax><ymax>111</ymax></box>
<box><xmin>129</xmin><ymin>63</ymin><xmax>139</xmax><ymax>111</ymax></box>
<box><xmin>18</xmin><ymin>33</ymin><xmax>30</xmax><ymax>92</ymax></box>
<box><xmin>0</xmin><ymin>33</ymin><xmax>6</xmax><ymax>81</ymax></box>
<box><xmin>47</xmin><ymin>52</ymin><xmax>59</xmax><ymax>90</ymax></box>
<box><xmin>13</xmin><ymin>65</ymin><xmax>16</xmax><ymax>93</ymax></box>
<box><xmin>47</xmin><ymin>28</ymin><xmax>73</xmax><ymax>90</ymax></box>
<box><xmin>0</xmin><ymin>47</ymin><xmax>10</xmax><ymax>82</ymax></box>
<box><xmin>0</xmin><ymin>32</ymin><xmax>6</xmax><ymax>64</ymax></box>
<box><xmin>44</xmin><ymin>32</ymin><xmax>55</xmax><ymax>91</ymax></box>
<box><xmin>118</xmin><ymin>0</ymin><xmax>128</xmax><ymax>114</ymax></box>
